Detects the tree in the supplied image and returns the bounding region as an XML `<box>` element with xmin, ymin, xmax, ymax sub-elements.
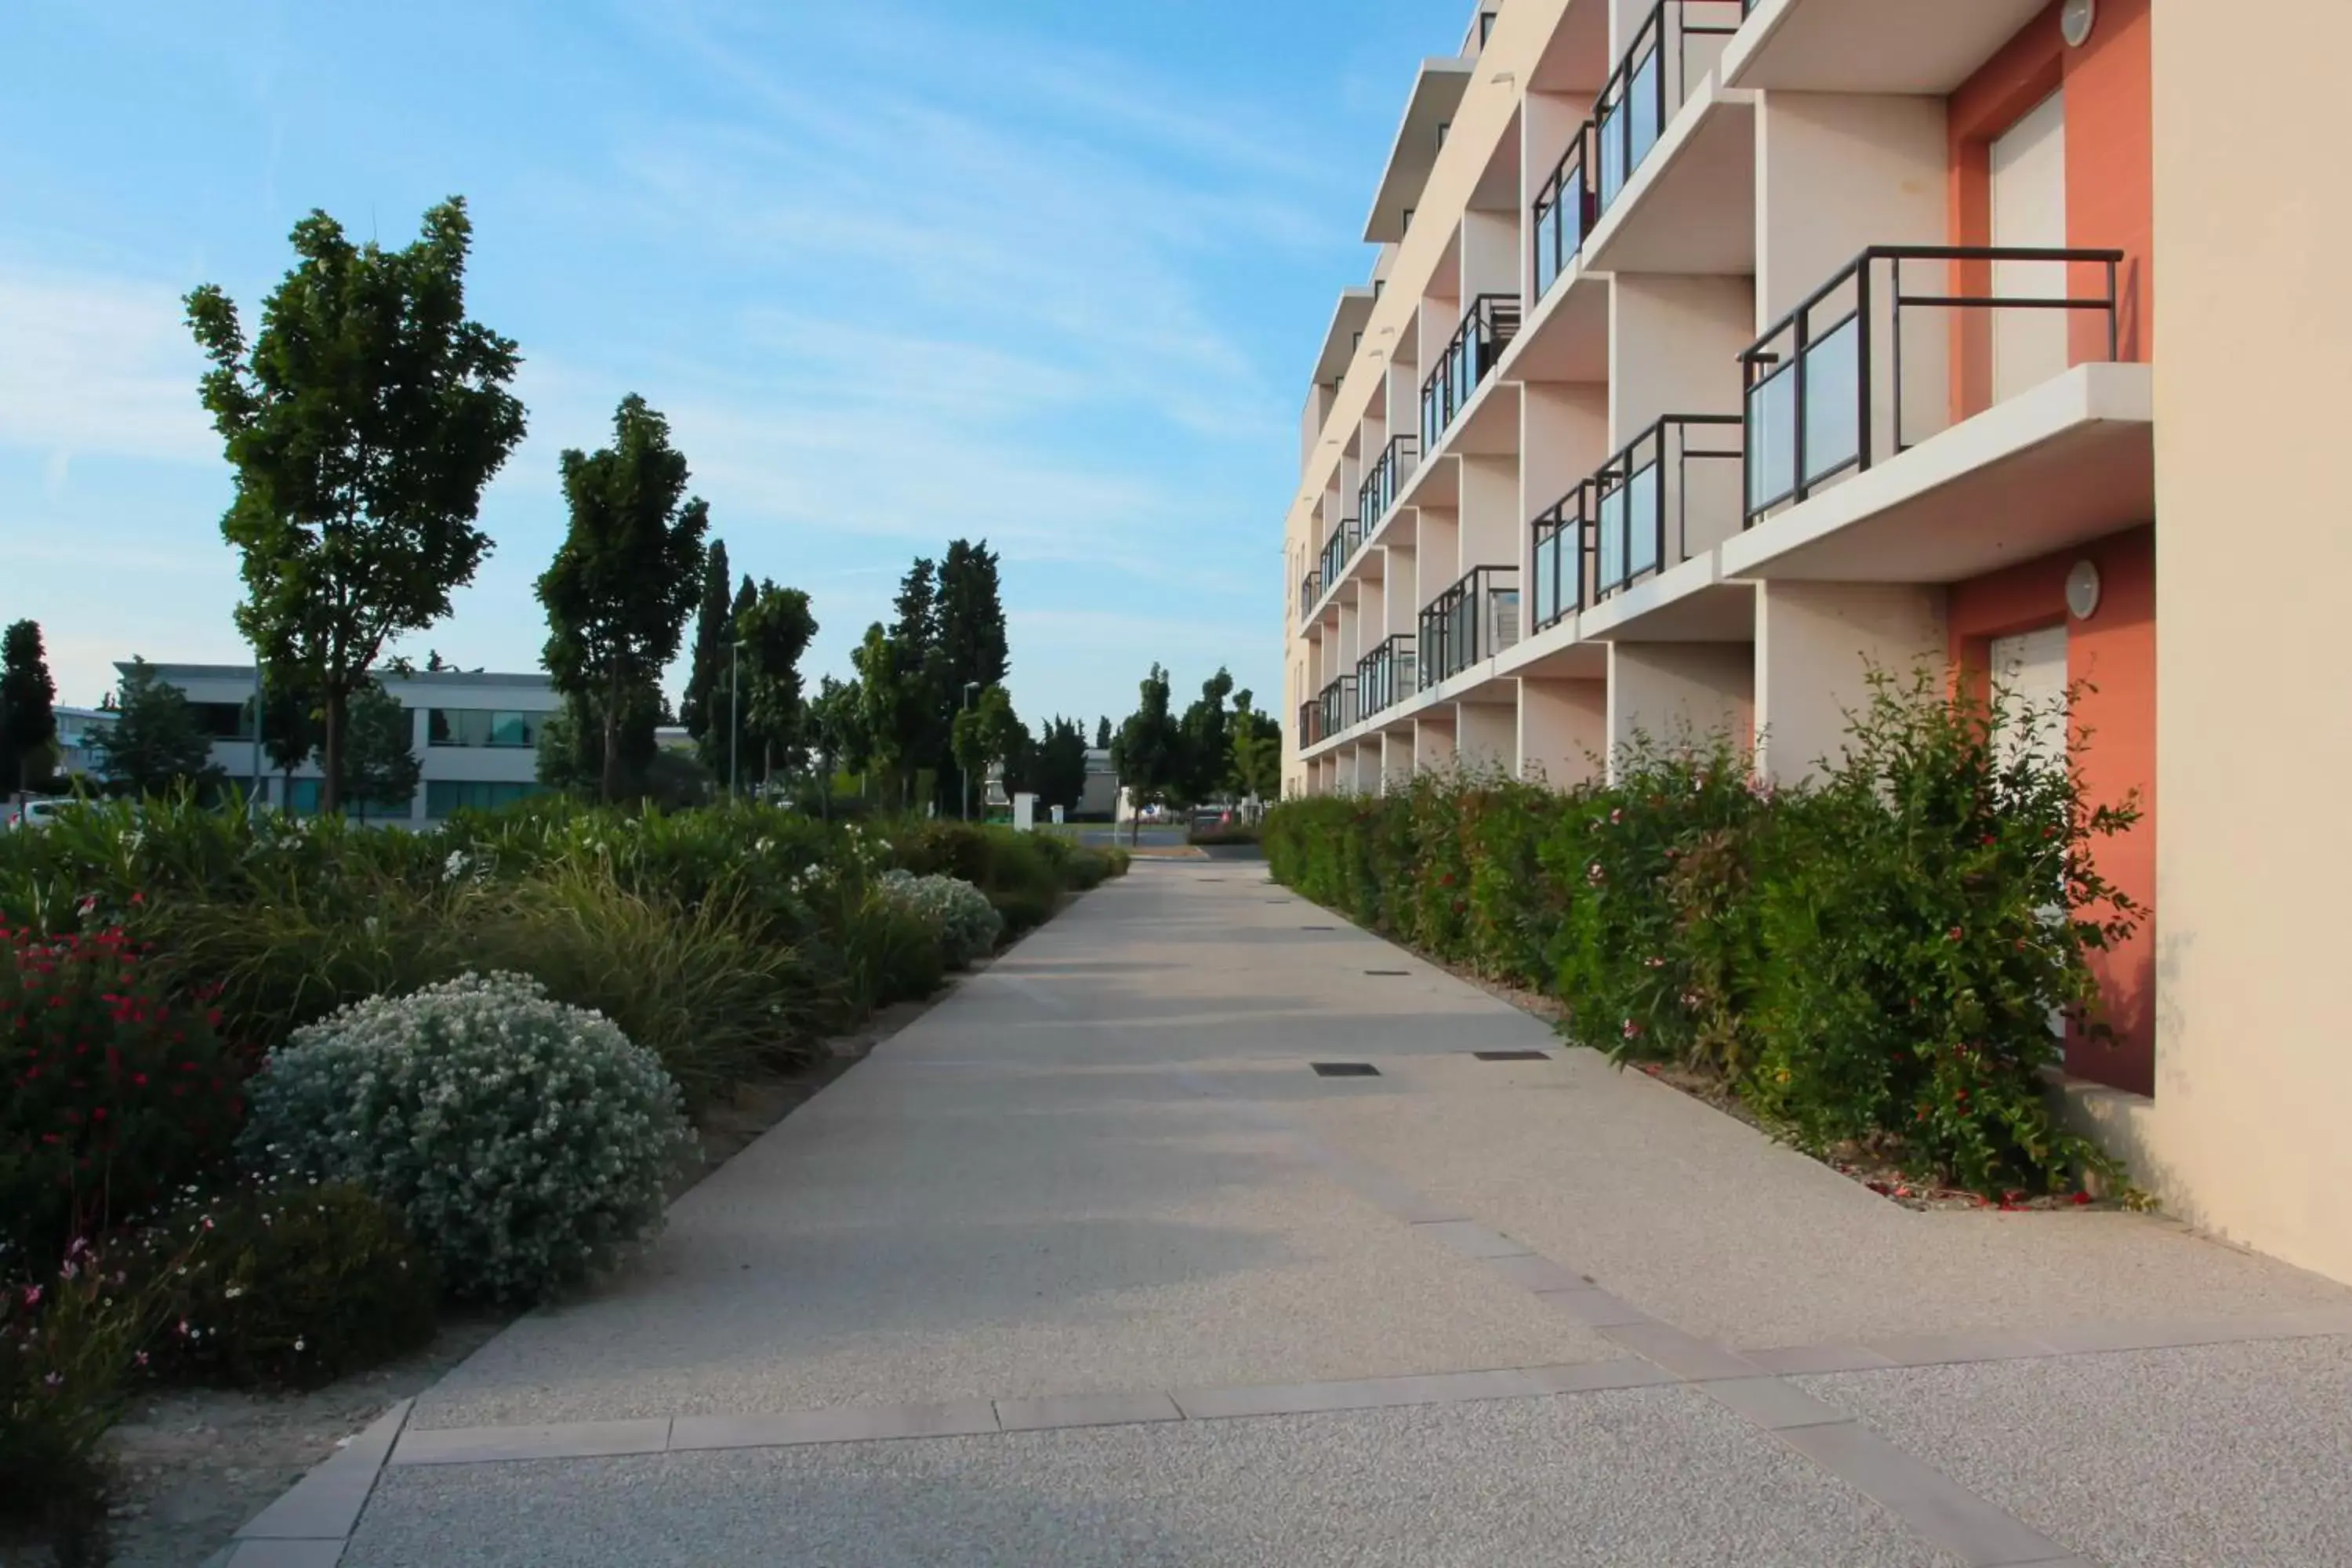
<box><xmin>536</xmin><ymin>684</ymin><xmax>660</xmax><ymax>800</ymax></box>
<box><xmin>1094</xmin><ymin>716</ymin><xmax>1112</xmax><ymax>750</ymax></box>
<box><xmin>1109</xmin><ymin>663</ymin><xmax>1178</xmax><ymax>842</ymax></box>
<box><xmin>678</xmin><ymin>538</ymin><xmax>731</xmax><ymax>746</ymax></box>
<box><xmin>734</xmin><ymin>582</ymin><xmax>818</xmax><ymax>788</ymax></box>
<box><xmin>338</xmin><ymin>681</ymin><xmax>422</xmax><ymax>822</ymax></box>
<box><xmin>539</xmin><ymin>395</ymin><xmax>711</xmax><ymax>802</ymax></box>
<box><xmin>1175</xmin><ymin>667</ymin><xmax>1237</xmax><ymax>808</ymax></box>
<box><xmin>186</xmin><ymin>197</ymin><xmax>526</xmax><ymax>815</ymax></box>
<box><xmin>1032</xmin><ymin>716</ymin><xmax>1090</xmax><ymax>817</ymax></box>
<box><xmin>806</xmin><ymin>675</ymin><xmax>866</xmax><ymax>804</ymax></box>
<box><xmin>92</xmin><ymin>660</ymin><xmax>215</xmax><ymax>798</ymax></box>
<box><xmin>950</xmin><ymin>684</ymin><xmax>1023</xmax><ymax>818</ymax></box>
<box><xmin>249</xmin><ymin>666</ymin><xmax>324</xmax><ymax>797</ymax></box>
<box><xmin>0</xmin><ymin>620</ymin><xmax>58</xmax><ymax>793</ymax></box>
<box><xmin>936</xmin><ymin>539</ymin><xmax>1009</xmax><ymax>815</ymax></box>
<box><xmin>1229</xmin><ymin>707</ymin><xmax>1282</xmax><ymax>808</ymax></box>
<box><xmin>852</xmin><ymin>624</ymin><xmax>910</xmax><ymax>804</ymax></box>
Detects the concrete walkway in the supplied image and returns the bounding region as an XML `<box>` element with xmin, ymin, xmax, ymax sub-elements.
<box><xmin>243</xmin><ymin>864</ymin><xmax>2352</xmax><ymax>1566</ymax></box>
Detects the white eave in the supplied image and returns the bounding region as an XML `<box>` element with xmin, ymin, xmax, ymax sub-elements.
<box><xmin>1363</xmin><ymin>58</ymin><xmax>1475</xmax><ymax>245</ymax></box>
<box><xmin>1311</xmin><ymin>287</ymin><xmax>1380</xmax><ymax>390</ymax></box>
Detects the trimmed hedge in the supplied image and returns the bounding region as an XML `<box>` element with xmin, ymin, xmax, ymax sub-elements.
<box><xmin>1265</xmin><ymin>670</ymin><xmax>2144</xmax><ymax>1195</ymax></box>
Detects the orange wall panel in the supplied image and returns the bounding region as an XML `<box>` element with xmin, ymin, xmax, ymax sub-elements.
<box><xmin>1948</xmin><ymin>525</ymin><xmax>2156</xmax><ymax>1096</ymax></box>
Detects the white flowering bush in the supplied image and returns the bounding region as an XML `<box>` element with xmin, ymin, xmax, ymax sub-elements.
<box><xmin>239</xmin><ymin>972</ymin><xmax>695</xmax><ymax>1304</ymax></box>
<box><xmin>877</xmin><ymin>870</ymin><xmax>1003</xmax><ymax>968</ymax></box>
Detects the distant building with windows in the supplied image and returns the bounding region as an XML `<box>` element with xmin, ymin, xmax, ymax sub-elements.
<box><xmin>121</xmin><ymin>663</ymin><xmax>561</xmax><ymax>827</ymax></box>
<box><xmin>51</xmin><ymin>706</ymin><xmax>118</xmax><ymax>780</ymax></box>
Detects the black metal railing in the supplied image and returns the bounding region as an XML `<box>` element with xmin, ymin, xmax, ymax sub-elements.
<box><xmin>1317</xmin><ymin>676</ymin><xmax>1356</xmax><ymax>742</ymax></box>
<box><xmin>1534</xmin><ymin>415</ymin><xmax>1744</xmax><ymax>613</ymax></box>
<box><xmin>1739</xmin><ymin>244</ymin><xmax>2126</xmax><ymax>525</ymax></box>
<box><xmin>1421</xmin><ymin>296</ymin><xmax>1523</xmax><ymax>450</ymax></box>
<box><xmin>1317</xmin><ymin>517</ymin><xmax>1363</xmax><ymax>597</ymax></box>
<box><xmin>1357</xmin><ymin>434</ymin><xmax>1419</xmax><ymax>532</ymax></box>
<box><xmin>1356</xmin><ymin>634</ymin><xmax>1419</xmax><ymax>718</ymax></box>
<box><xmin>1533</xmin><ymin>122</ymin><xmax>1596</xmax><ymax>302</ymax></box>
<box><xmin>1298</xmin><ymin>568</ymin><xmax>1322</xmax><ymax>622</ymax></box>
<box><xmin>1417</xmin><ymin>567</ymin><xmax>1521</xmax><ymax>690</ymax></box>
<box><xmin>1595</xmin><ymin>2</ymin><xmax>1742</xmax><ymax>218</ymax></box>
<box><xmin>1298</xmin><ymin>699</ymin><xmax>1321</xmax><ymax>747</ymax></box>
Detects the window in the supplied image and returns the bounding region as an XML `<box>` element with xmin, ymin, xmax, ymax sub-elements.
<box><xmin>285</xmin><ymin>779</ymin><xmax>415</xmax><ymax>822</ymax></box>
<box><xmin>427</xmin><ymin>709</ymin><xmax>541</xmax><ymax>748</ymax></box>
<box><xmin>190</xmin><ymin>702</ymin><xmax>249</xmax><ymax>740</ymax></box>
<box><xmin>426</xmin><ymin>780</ymin><xmax>545</xmax><ymax>819</ymax></box>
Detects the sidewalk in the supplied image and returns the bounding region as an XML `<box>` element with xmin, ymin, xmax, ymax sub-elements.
<box><xmin>238</xmin><ymin>863</ymin><xmax>2352</xmax><ymax>1566</ymax></box>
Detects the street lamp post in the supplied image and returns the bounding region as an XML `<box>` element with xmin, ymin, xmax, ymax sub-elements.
<box><xmin>962</xmin><ymin>680</ymin><xmax>981</xmax><ymax>822</ymax></box>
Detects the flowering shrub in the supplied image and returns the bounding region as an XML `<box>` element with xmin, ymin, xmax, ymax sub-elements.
<box><xmin>133</xmin><ymin>1180</ymin><xmax>438</xmax><ymax>1390</ymax></box>
<box><xmin>2</xmin><ymin>1236</ymin><xmax>169</xmax><ymax>1547</ymax></box>
<box><xmin>1</xmin><ymin>921</ymin><xmax>245</xmax><ymax>1269</ymax></box>
<box><xmin>877</xmin><ymin>871</ymin><xmax>1004</xmax><ymax>969</ymax></box>
<box><xmin>241</xmin><ymin>973</ymin><xmax>694</xmax><ymax>1304</ymax></box>
<box><xmin>1264</xmin><ymin>670</ymin><xmax>2143</xmax><ymax>1195</ymax></box>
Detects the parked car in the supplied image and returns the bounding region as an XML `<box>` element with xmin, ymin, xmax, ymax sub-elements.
<box><xmin>5</xmin><ymin>797</ymin><xmax>77</xmax><ymax>832</ymax></box>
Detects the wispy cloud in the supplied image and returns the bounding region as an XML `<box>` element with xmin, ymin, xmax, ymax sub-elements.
<box><xmin>0</xmin><ymin>267</ymin><xmax>214</xmax><ymax>466</ymax></box>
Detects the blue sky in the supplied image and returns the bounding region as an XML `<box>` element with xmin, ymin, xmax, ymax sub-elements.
<box><xmin>0</xmin><ymin>0</ymin><xmax>1447</xmax><ymax>728</ymax></box>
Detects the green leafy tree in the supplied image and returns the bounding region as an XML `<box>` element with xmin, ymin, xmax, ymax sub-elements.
<box><xmin>852</xmin><ymin>624</ymin><xmax>910</xmax><ymax>804</ymax></box>
<box><xmin>951</xmin><ymin>684</ymin><xmax>1023</xmax><ymax>818</ymax></box>
<box><xmin>250</xmin><ymin>667</ymin><xmax>325</xmax><ymax>797</ymax></box>
<box><xmin>936</xmin><ymin>539</ymin><xmax>1009</xmax><ymax>813</ymax></box>
<box><xmin>889</xmin><ymin>558</ymin><xmax>946</xmax><ymax>790</ymax></box>
<box><xmin>538</xmin><ymin>395</ymin><xmax>711</xmax><ymax>802</ymax></box>
<box><xmin>1094</xmin><ymin>716</ymin><xmax>1112</xmax><ymax>750</ymax></box>
<box><xmin>337</xmin><ymin>681</ymin><xmax>422</xmax><ymax>822</ymax></box>
<box><xmin>678</xmin><ymin>538</ymin><xmax>731</xmax><ymax>746</ymax></box>
<box><xmin>1175</xmin><ymin>667</ymin><xmax>1236</xmax><ymax>808</ymax></box>
<box><xmin>806</xmin><ymin>674</ymin><xmax>866</xmax><ymax>808</ymax></box>
<box><xmin>1109</xmin><ymin>663</ymin><xmax>1178</xmax><ymax>843</ymax></box>
<box><xmin>1032</xmin><ymin>716</ymin><xmax>1090</xmax><ymax>816</ymax></box>
<box><xmin>1229</xmin><ymin>706</ymin><xmax>1282</xmax><ymax>806</ymax></box>
<box><xmin>735</xmin><ymin>582</ymin><xmax>818</xmax><ymax>788</ymax></box>
<box><xmin>0</xmin><ymin>619</ymin><xmax>59</xmax><ymax>793</ymax></box>
<box><xmin>93</xmin><ymin>659</ymin><xmax>216</xmax><ymax>797</ymax></box>
<box><xmin>185</xmin><ymin>196</ymin><xmax>526</xmax><ymax>814</ymax></box>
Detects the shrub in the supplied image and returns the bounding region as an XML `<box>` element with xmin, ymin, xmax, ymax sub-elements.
<box><xmin>878</xmin><ymin>872</ymin><xmax>1004</xmax><ymax>969</ymax></box>
<box><xmin>2</xmin><ymin>1238</ymin><xmax>167</xmax><ymax>1555</ymax></box>
<box><xmin>834</xmin><ymin>886</ymin><xmax>949</xmax><ymax>1012</ymax></box>
<box><xmin>241</xmin><ymin>973</ymin><xmax>694</xmax><ymax>1304</ymax></box>
<box><xmin>887</xmin><ymin>822</ymin><xmax>1064</xmax><ymax>932</ymax></box>
<box><xmin>133</xmin><ymin>1180</ymin><xmax>438</xmax><ymax>1391</ymax></box>
<box><xmin>1</xmin><ymin>921</ymin><xmax>246</xmax><ymax>1269</ymax></box>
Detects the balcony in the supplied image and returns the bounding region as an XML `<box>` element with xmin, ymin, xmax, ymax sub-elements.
<box><xmin>1532</xmin><ymin>123</ymin><xmax>1595</xmax><ymax>303</ymax></box>
<box><xmin>1317</xmin><ymin>519</ymin><xmax>1364</xmax><ymax>601</ymax></box>
<box><xmin>1421</xmin><ymin>296</ymin><xmax>1523</xmax><ymax>452</ymax></box>
<box><xmin>1359</xmin><ymin>434</ymin><xmax>1421</xmax><ymax>535</ymax></box>
<box><xmin>1528</xmin><ymin>416</ymin><xmax>1744</xmax><ymax>632</ymax></box>
<box><xmin>1298</xmin><ymin>568</ymin><xmax>1323</xmax><ymax>624</ymax></box>
<box><xmin>1298</xmin><ymin>699</ymin><xmax>1321</xmax><ymax>748</ymax></box>
<box><xmin>1317</xmin><ymin>676</ymin><xmax>1356</xmax><ymax>743</ymax></box>
<box><xmin>1595</xmin><ymin>1</ymin><xmax>1743</xmax><ymax>220</ymax></box>
<box><xmin>1418</xmin><ymin>566</ymin><xmax>1521</xmax><ymax>691</ymax></box>
<box><xmin>1725</xmin><ymin>245</ymin><xmax>2151</xmax><ymax>584</ymax></box>
<box><xmin>1723</xmin><ymin>0</ymin><xmax>2050</xmax><ymax>96</ymax></box>
<box><xmin>1364</xmin><ymin>58</ymin><xmax>1476</xmax><ymax>245</ymax></box>
<box><xmin>1356</xmin><ymin>634</ymin><xmax>1419</xmax><ymax>719</ymax></box>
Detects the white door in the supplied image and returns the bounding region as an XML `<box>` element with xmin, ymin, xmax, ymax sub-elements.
<box><xmin>1990</xmin><ymin>624</ymin><xmax>2069</xmax><ymax>1036</ymax></box>
<box><xmin>1990</xmin><ymin>90</ymin><xmax>2069</xmax><ymax>402</ymax></box>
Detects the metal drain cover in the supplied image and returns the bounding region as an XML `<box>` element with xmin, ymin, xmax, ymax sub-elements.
<box><xmin>1301</xmin><ymin>924</ymin><xmax>1335</xmax><ymax>931</ymax></box>
<box><xmin>1312</xmin><ymin>1062</ymin><xmax>1381</xmax><ymax>1078</ymax></box>
<box><xmin>1364</xmin><ymin>969</ymin><xmax>1409</xmax><ymax>977</ymax></box>
<box><xmin>1474</xmin><ymin>1051</ymin><xmax>1552</xmax><ymax>1062</ymax></box>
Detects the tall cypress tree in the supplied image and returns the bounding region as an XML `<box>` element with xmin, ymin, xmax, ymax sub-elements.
<box><xmin>679</xmin><ymin>538</ymin><xmax>731</xmax><ymax>743</ymax></box>
<box><xmin>0</xmin><ymin>619</ymin><xmax>59</xmax><ymax>793</ymax></box>
<box><xmin>935</xmin><ymin>539</ymin><xmax>1008</xmax><ymax>815</ymax></box>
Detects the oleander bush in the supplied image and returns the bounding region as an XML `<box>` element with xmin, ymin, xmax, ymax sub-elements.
<box><xmin>1265</xmin><ymin>668</ymin><xmax>2143</xmax><ymax>1195</ymax></box>
<box><xmin>1</xmin><ymin>920</ymin><xmax>246</xmax><ymax>1270</ymax></box>
<box><xmin>133</xmin><ymin>1180</ymin><xmax>438</xmax><ymax>1390</ymax></box>
<box><xmin>878</xmin><ymin>871</ymin><xmax>1004</xmax><ymax>969</ymax></box>
<box><xmin>241</xmin><ymin>973</ymin><xmax>695</xmax><ymax>1304</ymax></box>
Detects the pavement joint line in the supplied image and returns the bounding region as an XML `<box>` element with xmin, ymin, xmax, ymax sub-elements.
<box><xmin>223</xmin><ymin>1396</ymin><xmax>414</xmax><ymax>1566</ymax></box>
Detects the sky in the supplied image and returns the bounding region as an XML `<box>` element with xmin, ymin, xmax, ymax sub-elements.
<box><xmin>0</xmin><ymin>0</ymin><xmax>1454</xmax><ymax>729</ymax></box>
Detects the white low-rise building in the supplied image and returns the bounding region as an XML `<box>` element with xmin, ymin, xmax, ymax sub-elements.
<box><xmin>127</xmin><ymin>663</ymin><xmax>561</xmax><ymax>828</ymax></box>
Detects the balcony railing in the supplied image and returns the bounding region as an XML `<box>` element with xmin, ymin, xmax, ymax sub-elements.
<box><xmin>1357</xmin><ymin>434</ymin><xmax>1420</xmax><ymax>532</ymax></box>
<box><xmin>1533</xmin><ymin>122</ymin><xmax>1596</xmax><ymax>303</ymax></box>
<box><xmin>1595</xmin><ymin>1</ymin><xmax>1742</xmax><ymax>219</ymax></box>
<box><xmin>1739</xmin><ymin>245</ymin><xmax>2126</xmax><ymax>526</ymax></box>
<box><xmin>1533</xmin><ymin>415</ymin><xmax>1744</xmax><ymax>616</ymax></box>
<box><xmin>1317</xmin><ymin>518</ymin><xmax>1363</xmax><ymax>600</ymax></box>
<box><xmin>1421</xmin><ymin>296</ymin><xmax>1523</xmax><ymax>451</ymax></box>
<box><xmin>1298</xmin><ymin>568</ymin><xmax>1322</xmax><ymax>623</ymax></box>
<box><xmin>1356</xmin><ymin>633</ymin><xmax>1419</xmax><ymax>719</ymax></box>
<box><xmin>1417</xmin><ymin>566</ymin><xmax>1521</xmax><ymax>691</ymax></box>
<box><xmin>1298</xmin><ymin>699</ymin><xmax>1321</xmax><ymax>747</ymax></box>
<box><xmin>1317</xmin><ymin>675</ymin><xmax>1356</xmax><ymax>742</ymax></box>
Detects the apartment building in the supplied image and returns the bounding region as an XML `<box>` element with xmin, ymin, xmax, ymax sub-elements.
<box><xmin>129</xmin><ymin>662</ymin><xmax>559</xmax><ymax>827</ymax></box>
<box><xmin>1283</xmin><ymin>0</ymin><xmax>2352</xmax><ymax>1285</ymax></box>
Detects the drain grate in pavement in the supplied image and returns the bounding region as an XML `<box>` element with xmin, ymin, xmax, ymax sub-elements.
<box><xmin>1301</xmin><ymin>924</ymin><xmax>1335</xmax><ymax>931</ymax></box>
<box><xmin>1364</xmin><ymin>969</ymin><xmax>1410</xmax><ymax>977</ymax></box>
<box><xmin>1473</xmin><ymin>1051</ymin><xmax>1552</xmax><ymax>1062</ymax></box>
<box><xmin>1311</xmin><ymin>1062</ymin><xmax>1381</xmax><ymax>1078</ymax></box>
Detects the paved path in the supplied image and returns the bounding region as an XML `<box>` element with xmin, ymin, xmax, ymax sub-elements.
<box><xmin>238</xmin><ymin>864</ymin><xmax>2352</xmax><ymax>1566</ymax></box>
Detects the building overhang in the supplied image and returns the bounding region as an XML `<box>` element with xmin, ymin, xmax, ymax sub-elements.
<box><xmin>1576</xmin><ymin>554</ymin><xmax>1756</xmax><ymax>643</ymax></box>
<box><xmin>1719</xmin><ymin>363</ymin><xmax>2155</xmax><ymax>584</ymax></box>
<box><xmin>1364</xmin><ymin>59</ymin><xmax>1477</xmax><ymax>245</ymax></box>
<box><xmin>1311</xmin><ymin>287</ymin><xmax>1381</xmax><ymax>391</ymax></box>
<box><xmin>1722</xmin><ymin>0</ymin><xmax>2050</xmax><ymax>95</ymax></box>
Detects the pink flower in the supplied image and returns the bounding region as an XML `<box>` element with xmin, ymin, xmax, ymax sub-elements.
<box><xmin>20</xmin><ymin>1286</ymin><xmax>40</xmax><ymax>1308</ymax></box>
<box><xmin>1621</xmin><ymin>1019</ymin><xmax>1643</xmax><ymax>1040</ymax></box>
